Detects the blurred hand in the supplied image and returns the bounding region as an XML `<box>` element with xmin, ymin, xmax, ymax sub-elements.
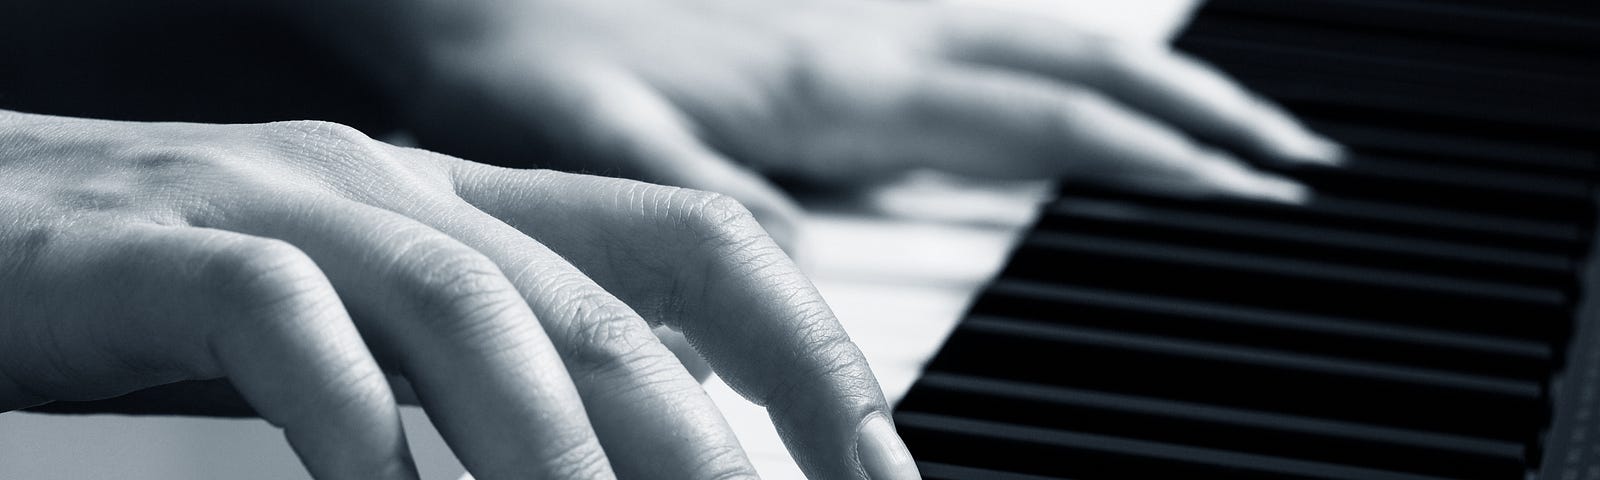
<box><xmin>390</xmin><ymin>0</ymin><xmax>1342</xmax><ymax>248</ymax></box>
<box><xmin>0</xmin><ymin>111</ymin><xmax>915</xmax><ymax>480</ymax></box>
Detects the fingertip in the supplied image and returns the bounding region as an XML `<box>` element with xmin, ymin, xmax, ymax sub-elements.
<box><xmin>856</xmin><ymin>413</ymin><xmax>920</xmax><ymax>480</ymax></box>
<box><xmin>1198</xmin><ymin>154</ymin><xmax>1310</xmax><ymax>204</ymax></box>
<box><xmin>1267</xmin><ymin>130</ymin><xmax>1347</xmax><ymax>167</ymax></box>
<box><xmin>1224</xmin><ymin>169</ymin><xmax>1309</xmax><ymax>205</ymax></box>
<box><xmin>1247</xmin><ymin>106</ymin><xmax>1346</xmax><ymax>166</ymax></box>
<box><xmin>1248</xmin><ymin>175</ymin><xmax>1310</xmax><ymax>205</ymax></box>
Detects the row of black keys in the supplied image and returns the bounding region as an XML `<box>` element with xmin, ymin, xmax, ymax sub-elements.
<box><xmin>895</xmin><ymin>166</ymin><xmax>1591</xmax><ymax>479</ymax></box>
<box><xmin>891</xmin><ymin>0</ymin><xmax>1600</xmax><ymax>478</ymax></box>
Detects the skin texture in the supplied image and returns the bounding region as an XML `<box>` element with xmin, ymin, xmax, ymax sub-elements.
<box><xmin>0</xmin><ymin>113</ymin><xmax>901</xmax><ymax>479</ymax></box>
<box><xmin>0</xmin><ymin>0</ymin><xmax>1343</xmax><ymax>478</ymax></box>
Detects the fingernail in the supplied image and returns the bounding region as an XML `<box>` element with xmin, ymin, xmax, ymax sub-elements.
<box><xmin>856</xmin><ymin>413</ymin><xmax>920</xmax><ymax>480</ymax></box>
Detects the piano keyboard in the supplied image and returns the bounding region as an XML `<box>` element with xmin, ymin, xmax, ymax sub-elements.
<box><xmin>893</xmin><ymin>1</ymin><xmax>1600</xmax><ymax>479</ymax></box>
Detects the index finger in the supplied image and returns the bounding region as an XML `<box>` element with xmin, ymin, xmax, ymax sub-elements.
<box><xmin>443</xmin><ymin>164</ymin><xmax>920</xmax><ymax>480</ymax></box>
<box><xmin>935</xmin><ymin>7</ymin><xmax>1343</xmax><ymax>165</ymax></box>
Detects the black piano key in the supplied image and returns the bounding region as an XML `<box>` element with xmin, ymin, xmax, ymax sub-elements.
<box><xmin>971</xmin><ymin>280</ymin><xmax>1555</xmax><ymax>380</ymax></box>
<box><xmin>1180</xmin><ymin>13</ymin><xmax>1600</xmax><ymax>81</ymax></box>
<box><xmin>897</xmin><ymin>1</ymin><xmax>1600</xmax><ymax>477</ymax></box>
<box><xmin>1283</xmin><ymin>155</ymin><xmax>1594</xmax><ymax>224</ymax></box>
<box><xmin>1300</xmin><ymin>152</ymin><xmax>1592</xmax><ymax>199</ymax></box>
<box><xmin>1055</xmin><ymin>185</ymin><xmax>1588</xmax><ymax>255</ymax></box>
<box><xmin>1007</xmin><ymin>231</ymin><xmax>1571</xmax><ymax>340</ymax></box>
<box><xmin>896</xmin><ymin>412</ymin><xmax>1472</xmax><ymax>480</ymax></box>
<box><xmin>1169</xmin><ymin>14</ymin><xmax>1600</xmax><ymax>134</ymax></box>
<box><xmin>1287</xmin><ymin>102</ymin><xmax>1600</xmax><ymax>158</ymax></box>
<box><xmin>1302</xmin><ymin>119</ymin><xmax>1598</xmax><ymax>177</ymax></box>
<box><xmin>898</xmin><ymin>373</ymin><xmax>1527</xmax><ymax>479</ymax></box>
<box><xmin>1040</xmin><ymin>197</ymin><xmax>1577</xmax><ymax>289</ymax></box>
<box><xmin>1200</xmin><ymin>0</ymin><xmax>1600</xmax><ymax>53</ymax></box>
<box><xmin>917</xmin><ymin>462</ymin><xmax>1067</xmax><ymax>480</ymax></box>
<box><xmin>1178</xmin><ymin>35</ymin><xmax>1594</xmax><ymax>107</ymax></box>
<box><xmin>1174</xmin><ymin>45</ymin><xmax>1598</xmax><ymax>133</ymax></box>
<box><xmin>928</xmin><ymin>317</ymin><xmax>1547</xmax><ymax>442</ymax></box>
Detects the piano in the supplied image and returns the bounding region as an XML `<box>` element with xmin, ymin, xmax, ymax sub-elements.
<box><xmin>2</xmin><ymin>2</ymin><xmax>1595</xmax><ymax>479</ymax></box>
<box><xmin>893</xmin><ymin>1</ymin><xmax>1600</xmax><ymax>479</ymax></box>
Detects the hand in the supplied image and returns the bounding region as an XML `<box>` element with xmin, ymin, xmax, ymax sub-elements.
<box><xmin>378</xmin><ymin>0</ymin><xmax>1342</xmax><ymax>248</ymax></box>
<box><xmin>0</xmin><ymin>111</ymin><xmax>915</xmax><ymax>480</ymax></box>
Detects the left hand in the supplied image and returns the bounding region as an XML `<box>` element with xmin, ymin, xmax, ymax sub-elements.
<box><xmin>360</xmin><ymin>0</ymin><xmax>1341</xmax><ymax>248</ymax></box>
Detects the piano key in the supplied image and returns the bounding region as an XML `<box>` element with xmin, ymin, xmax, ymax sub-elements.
<box><xmin>1179</xmin><ymin>35</ymin><xmax>1593</xmax><ymax>104</ymax></box>
<box><xmin>1174</xmin><ymin>39</ymin><xmax>1598</xmax><ymax>133</ymax></box>
<box><xmin>1007</xmin><ymin>231</ymin><xmax>1571</xmax><ymax>340</ymax></box>
<box><xmin>1283</xmin><ymin>155</ymin><xmax>1594</xmax><ymax>223</ymax></box>
<box><xmin>1299</xmin><ymin>152</ymin><xmax>1592</xmax><ymax>199</ymax></box>
<box><xmin>916</xmin><ymin>462</ymin><xmax>1067</xmax><ymax>480</ymax></box>
<box><xmin>972</xmin><ymin>280</ymin><xmax>1555</xmax><ymax>380</ymax></box>
<box><xmin>898</xmin><ymin>373</ymin><xmax>1527</xmax><ymax>478</ymax></box>
<box><xmin>1302</xmin><ymin>119</ymin><xmax>1598</xmax><ymax>176</ymax></box>
<box><xmin>896</xmin><ymin>412</ymin><xmax>1477</xmax><ymax>480</ymax></box>
<box><xmin>1055</xmin><ymin>185</ymin><xmax>1588</xmax><ymax>255</ymax></box>
<box><xmin>896</xmin><ymin>1</ymin><xmax>1600</xmax><ymax>477</ymax></box>
<box><xmin>929</xmin><ymin>317</ymin><xmax>1547</xmax><ymax>441</ymax></box>
<box><xmin>1179</xmin><ymin>13</ymin><xmax>1600</xmax><ymax>81</ymax></box>
<box><xmin>1040</xmin><ymin>197</ymin><xmax>1577</xmax><ymax>288</ymax></box>
<box><xmin>1200</xmin><ymin>0</ymin><xmax>1600</xmax><ymax>52</ymax></box>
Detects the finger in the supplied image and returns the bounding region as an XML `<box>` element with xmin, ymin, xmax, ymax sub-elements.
<box><xmin>905</xmin><ymin>64</ymin><xmax>1307</xmax><ymax>203</ymax></box>
<box><xmin>205</xmin><ymin>190</ymin><xmax>614</xmax><ymax>480</ymax></box>
<box><xmin>527</xmin><ymin>65</ymin><xmax>806</xmax><ymax>252</ymax></box>
<box><xmin>0</xmin><ymin>223</ymin><xmax>416</xmax><ymax>480</ymax></box>
<box><xmin>936</xmin><ymin>9</ymin><xmax>1343</xmax><ymax>164</ymax></box>
<box><xmin>581</xmin><ymin>68</ymin><xmax>805</xmax><ymax>252</ymax></box>
<box><xmin>374</xmin><ymin>149</ymin><xmax>759</xmax><ymax>479</ymax></box>
<box><xmin>446</xmin><ymin>167</ymin><xmax>918</xmax><ymax>480</ymax></box>
<box><xmin>659</xmin><ymin>154</ymin><xmax>806</xmax><ymax>255</ymax></box>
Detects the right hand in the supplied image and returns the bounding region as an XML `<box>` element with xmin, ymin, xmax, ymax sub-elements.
<box><xmin>0</xmin><ymin>111</ymin><xmax>916</xmax><ymax>480</ymax></box>
<box><xmin>365</xmin><ymin>0</ymin><xmax>1344</xmax><ymax>249</ymax></box>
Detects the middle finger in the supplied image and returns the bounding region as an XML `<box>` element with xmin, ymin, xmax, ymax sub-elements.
<box><xmin>355</xmin><ymin>155</ymin><xmax>758</xmax><ymax>479</ymax></box>
<box><xmin>208</xmin><ymin>191</ymin><xmax>615</xmax><ymax>480</ymax></box>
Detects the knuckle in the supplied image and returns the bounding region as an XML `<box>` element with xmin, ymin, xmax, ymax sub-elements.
<box><xmin>255</xmin><ymin>120</ymin><xmax>417</xmax><ymax>187</ymax></box>
<box><xmin>544</xmin><ymin>278</ymin><xmax>661</xmax><ymax>375</ymax></box>
<box><xmin>779</xmin><ymin>37</ymin><xmax>917</xmax><ymax>115</ymax></box>
<box><xmin>655</xmin><ymin>188</ymin><xmax>798</xmax><ymax>297</ymax></box>
<box><xmin>393</xmin><ymin>238</ymin><xmax>527</xmax><ymax>334</ymax></box>
<box><xmin>678</xmin><ymin>190</ymin><xmax>763</xmax><ymax>247</ymax></box>
<box><xmin>263</xmin><ymin>120</ymin><xmax>372</xmax><ymax>147</ymax></box>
